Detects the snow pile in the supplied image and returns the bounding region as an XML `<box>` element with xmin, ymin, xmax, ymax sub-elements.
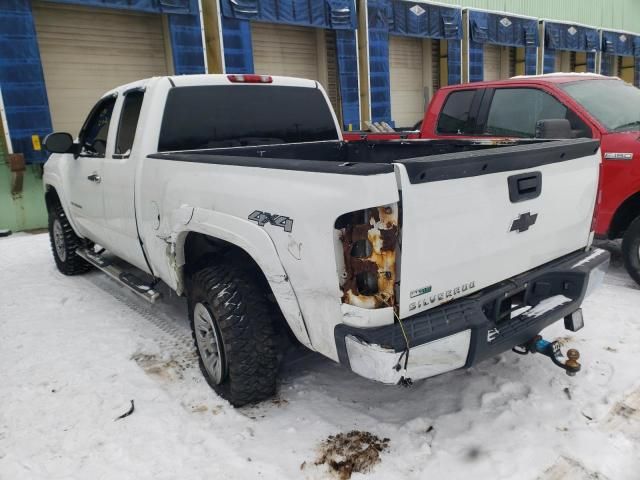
<box><xmin>1</xmin><ymin>234</ymin><xmax>639</xmax><ymax>479</ymax></box>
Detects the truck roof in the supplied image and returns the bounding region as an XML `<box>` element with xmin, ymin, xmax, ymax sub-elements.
<box><xmin>439</xmin><ymin>73</ymin><xmax>617</xmax><ymax>90</ymax></box>
<box><xmin>103</xmin><ymin>74</ymin><xmax>319</xmax><ymax>98</ymax></box>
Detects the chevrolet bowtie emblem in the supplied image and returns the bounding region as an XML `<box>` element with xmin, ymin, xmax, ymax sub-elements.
<box><xmin>510</xmin><ymin>212</ymin><xmax>538</xmax><ymax>233</ymax></box>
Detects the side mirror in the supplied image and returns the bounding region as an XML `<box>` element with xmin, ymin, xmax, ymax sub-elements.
<box><xmin>535</xmin><ymin>119</ymin><xmax>574</xmax><ymax>139</ymax></box>
<box><xmin>44</xmin><ymin>132</ymin><xmax>75</xmax><ymax>153</ymax></box>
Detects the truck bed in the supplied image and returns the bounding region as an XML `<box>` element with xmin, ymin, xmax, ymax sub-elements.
<box><xmin>149</xmin><ymin>137</ymin><xmax>600</xmax><ymax>319</ymax></box>
<box><xmin>149</xmin><ymin>138</ymin><xmax>598</xmax><ymax>177</ymax></box>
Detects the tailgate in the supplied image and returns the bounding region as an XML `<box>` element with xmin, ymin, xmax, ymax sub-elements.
<box><xmin>394</xmin><ymin>139</ymin><xmax>601</xmax><ymax>319</ymax></box>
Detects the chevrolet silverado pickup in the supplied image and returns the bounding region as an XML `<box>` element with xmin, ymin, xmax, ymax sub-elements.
<box><xmin>43</xmin><ymin>74</ymin><xmax>609</xmax><ymax>406</ymax></box>
<box><xmin>346</xmin><ymin>74</ymin><xmax>640</xmax><ymax>286</ymax></box>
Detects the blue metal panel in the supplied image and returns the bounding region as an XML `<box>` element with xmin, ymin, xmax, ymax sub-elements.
<box><xmin>368</xmin><ymin>28</ymin><xmax>391</xmax><ymax>123</ymax></box>
<box><xmin>220</xmin><ymin>0</ymin><xmax>357</xmax><ymax>30</ymax></box>
<box><xmin>335</xmin><ymin>29</ymin><xmax>359</xmax><ymax>129</ymax></box>
<box><xmin>635</xmin><ymin>38</ymin><xmax>640</xmax><ymax>87</ymax></box>
<box><xmin>543</xmin><ymin>47</ymin><xmax>556</xmax><ymax>73</ymax></box>
<box><xmin>447</xmin><ymin>40</ymin><xmax>461</xmax><ymax>84</ymax></box>
<box><xmin>600</xmin><ymin>53</ymin><xmax>613</xmax><ymax>76</ymax></box>
<box><xmin>545</xmin><ymin>22</ymin><xmax>600</xmax><ymax>52</ymax></box>
<box><xmin>602</xmin><ymin>30</ymin><xmax>635</xmax><ymax>56</ymax></box>
<box><xmin>168</xmin><ymin>4</ymin><xmax>206</xmax><ymax>75</ymax></box>
<box><xmin>586</xmin><ymin>52</ymin><xmax>596</xmax><ymax>73</ymax></box>
<box><xmin>368</xmin><ymin>0</ymin><xmax>391</xmax><ymax>123</ymax></box>
<box><xmin>389</xmin><ymin>1</ymin><xmax>461</xmax><ymax>40</ymax></box>
<box><xmin>525</xmin><ymin>46</ymin><xmax>537</xmax><ymax>74</ymax></box>
<box><xmin>0</xmin><ymin>0</ymin><xmax>51</xmax><ymax>163</ymax></box>
<box><xmin>38</xmin><ymin>0</ymin><xmax>192</xmax><ymax>14</ymax></box>
<box><xmin>468</xmin><ymin>40</ymin><xmax>484</xmax><ymax>82</ymax></box>
<box><xmin>469</xmin><ymin>10</ymin><xmax>538</xmax><ymax>48</ymax></box>
<box><xmin>221</xmin><ymin>16</ymin><xmax>253</xmax><ymax>74</ymax></box>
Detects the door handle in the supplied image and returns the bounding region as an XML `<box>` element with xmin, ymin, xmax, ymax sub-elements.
<box><xmin>87</xmin><ymin>173</ymin><xmax>101</xmax><ymax>184</ymax></box>
<box><xmin>508</xmin><ymin>172</ymin><xmax>541</xmax><ymax>203</ymax></box>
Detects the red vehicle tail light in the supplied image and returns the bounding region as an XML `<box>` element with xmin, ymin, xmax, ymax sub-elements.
<box><xmin>227</xmin><ymin>74</ymin><xmax>273</xmax><ymax>83</ymax></box>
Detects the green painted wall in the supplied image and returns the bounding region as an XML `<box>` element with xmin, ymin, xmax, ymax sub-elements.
<box><xmin>437</xmin><ymin>0</ymin><xmax>640</xmax><ymax>32</ymax></box>
<box><xmin>0</xmin><ymin>132</ymin><xmax>48</xmax><ymax>233</ymax></box>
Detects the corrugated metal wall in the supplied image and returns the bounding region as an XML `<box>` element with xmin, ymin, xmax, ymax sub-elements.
<box><xmin>437</xmin><ymin>0</ymin><xmax>640</xmax><ymax>32</ymax></box>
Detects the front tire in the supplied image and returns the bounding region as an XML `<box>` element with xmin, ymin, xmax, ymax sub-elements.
<box><xmin>622</xmin><ymin>215</ymin><xmax>640</xmax><ymax>286</ymax></box>
<box><xmin>188</xmin><ymin>262</ymin><xmax>279</xmax><ymax>406</ymax></box>
<box><xmin>48</xmin><ymin>203</ymin><xmax>91</xmax><ymax>275</ymax></box>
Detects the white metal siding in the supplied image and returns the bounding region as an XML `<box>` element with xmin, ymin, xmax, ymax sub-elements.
<box><xmin>252</xmin><ymin>23</ymin><xmax>319</xmax><ymax>80</ymax></box>
<box><xmin>251</xmin><ymin>23</ymin><xmax>340</xmax><ymax>117</ymax></box>
<box><xmin>389</xmin><ymin>35</ymin><xmax>425</xmax><ymax>128</ymax></box>
<box><xmin>33</xmin><ymin>2</ymin><xmax>170</xmax><ymax>135</ymax></box>
<box><xmin>483</xmin><ymin>43</ymin><xmax>501</xmax><ymax>81</ymax></box>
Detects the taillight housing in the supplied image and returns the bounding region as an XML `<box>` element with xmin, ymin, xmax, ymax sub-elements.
<box><xmin>334</xmin><ymin>204</ymin><xmax>400</xmax><ymax>309</ymax></box>
<box><xmin>227</xmin><ymin>74</ymin><xmax>273</xmax><ymax>83</ymax></box>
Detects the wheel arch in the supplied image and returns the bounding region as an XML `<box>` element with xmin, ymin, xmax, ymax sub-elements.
<box><xmin>174</xmin><ymin>218</ymin><xmax>312</xmax><ymax>349</ymax></box>
<box><xmin>608</xmin><ymin>190</ymin><xmax>640</xmax><ymax>239</ymax></box>
<box><xmin>43</xmin><ymin>183</ymin><xmax>84</xmax><ymax>238</ymax></box>
<box><xmin>44</xmin><ymin>184</ymin><xmax>61</xmax><ymax>212</ymax></box>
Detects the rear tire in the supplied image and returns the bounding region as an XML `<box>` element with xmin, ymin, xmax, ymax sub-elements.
<box><xmin>48</xmin><ymin>203</ymin><xmax>92</xmax><ymax>275</ymax></box>
<box><xmin>188</xmin><ymin>262</ymin><xmax>279</xmax><ymax>407</ymax></box>
<box><xmin>622</xmin><ymin>215</ymin><xmax>640</xmax><ymax>286</ymax></box>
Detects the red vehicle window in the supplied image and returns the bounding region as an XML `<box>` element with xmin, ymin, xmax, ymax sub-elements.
<box><xmin>436</xmin><ymin>89</ymin><xmax>477</xmax><ymax>135</ymax></box>
<box><xmin>484</xmin><ymin>88</ymin><xmax>591</xmax><ymax>138</ymax></box>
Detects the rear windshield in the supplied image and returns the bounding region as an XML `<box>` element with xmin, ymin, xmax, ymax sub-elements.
<box><xmin>158</xmin><ymin>85</ymin><xmax>338</xmax><ymax>151</ymax></box>
<box><xmin>560</xmin><ymin>79</ymin><xmax>640</xmax><ymax>132</ymax></box>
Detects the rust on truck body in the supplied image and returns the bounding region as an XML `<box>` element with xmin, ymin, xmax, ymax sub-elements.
<box><xmin>338</xmin><ymin>205</ymin><xmax>399</xmax><ymax>309</ymax></box>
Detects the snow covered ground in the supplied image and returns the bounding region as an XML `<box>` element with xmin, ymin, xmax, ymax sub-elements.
<box><xmin>1</xmin><ymin>233</ymin><xmax>639</xmax><ymax>480</ymax></box>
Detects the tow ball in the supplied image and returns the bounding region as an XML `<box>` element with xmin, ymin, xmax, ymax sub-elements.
<box><xmin>512</xmin><ymin>335</ymin><xmax>581</xmax><ymax>376</ymax></box>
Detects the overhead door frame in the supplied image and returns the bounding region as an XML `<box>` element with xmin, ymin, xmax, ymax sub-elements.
<box><xmin>34</xmin><ymin>2</ymin><xmax>173</xmax><ymax>135</ymax></box>
<box><xmin>601</xmin><ymin>29</ymin><xmax>640</xmax><ymax>87</ymax></box>
<box><xmin>218</xmin><ymin>0</ymin><xmax>360</xmax><ymax>130</ymax></box>
<box><xmin>367</xmin><ymin>0</ymin><xmax>463</xmax><ymax>124</ymax></box>
<box><xmin>0</xmin><ymin>0</ymin><xmax>205</xmax><ymax>164</ymax></box>
<box><xmin>540</xmin><ymin>19</ymin><xmax>600</xmax><ymax>75</ymax></box>
<box><xmin>466</xmin><ymin>8</ymin><xmax>538</xmax><ymax>83</ymax></box>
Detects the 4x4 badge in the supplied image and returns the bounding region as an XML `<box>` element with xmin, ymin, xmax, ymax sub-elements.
<box><xmin>510</xmin><ymin>212</ymin><xmax>538</xmax><ymax>233</ymax></box>
<box><xmin>248</xmin><ymin>210</ymin><xmax>294</xmax><ymax>232</ymax></box>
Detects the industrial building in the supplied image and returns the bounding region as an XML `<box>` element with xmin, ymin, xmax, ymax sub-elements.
<box><xmin>2</xmin><ymin>0</ymin><xmax>640</xmax><ymax>232</ymax></box>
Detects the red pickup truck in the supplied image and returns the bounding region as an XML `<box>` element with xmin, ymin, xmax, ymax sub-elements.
<box><xmin>345</xmin><ymin>74</ymin><xmax>640</xmax><ymax>285</ymax></box>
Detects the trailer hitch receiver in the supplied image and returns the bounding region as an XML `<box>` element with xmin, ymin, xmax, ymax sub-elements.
<box><xmin>512</xmin><ymin>335</ymin><xmax>581</xmax><ymax>376</ymax></box>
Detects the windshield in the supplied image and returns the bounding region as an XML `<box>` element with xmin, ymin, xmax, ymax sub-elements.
<box><xmin>158</xmin><ymin>85</ymin><xmax>338</xmax><ymax>152</ymax></box>
<box><xmin>560</xmin><ymin>79</ymin><xmax>640</xmax><ymax>132</ymax></box>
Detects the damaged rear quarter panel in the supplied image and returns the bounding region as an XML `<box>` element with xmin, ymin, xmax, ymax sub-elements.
<box><xmin>137</xmin><ymin>158</ymin><xmax>399</xmax><ymax>362</ymax></box>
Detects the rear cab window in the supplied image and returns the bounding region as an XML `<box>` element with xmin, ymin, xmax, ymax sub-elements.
<box><xmin>436</xmin><ymin>90</ymin><xmax>477</xmax><ymax>135</ymax></box>
<box><xmin>158</xmin><ymin>85</ymin><xmax>339</xmax><ymax>152</ymax></box>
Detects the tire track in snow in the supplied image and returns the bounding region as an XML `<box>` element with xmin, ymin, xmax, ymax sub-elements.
<box><xmin>82</xmin><ymin>272</ymin><xmax>195</xmax><ymax>360</ymax></box>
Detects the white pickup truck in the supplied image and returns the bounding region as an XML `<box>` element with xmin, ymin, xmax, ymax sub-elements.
<box><xmin>43</xmin><ymin>74</ymin><xmax>609</xmax><ymax>406</ymax></box>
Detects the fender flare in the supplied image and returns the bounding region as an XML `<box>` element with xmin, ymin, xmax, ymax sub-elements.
<box><xmin>172</xmin><ymin>207</ymin><xmax>312</xmax><ymax>349</ymax></box>
<box><xmin>43</xmin><ymin>177</ymin><xmax>84</xmax><ymax>238</ymax></box>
